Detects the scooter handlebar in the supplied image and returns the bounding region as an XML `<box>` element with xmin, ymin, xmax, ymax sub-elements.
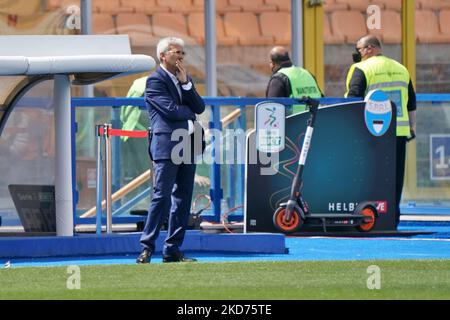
<box><xmin>298</xmin><ymin>96</ymin><xmax>320</xmax><ymax>108</ymax></box>
<box><xmin>296</xmin><ymin>96</ymin><xmax>320</xmax><ymax>112</ymax></box>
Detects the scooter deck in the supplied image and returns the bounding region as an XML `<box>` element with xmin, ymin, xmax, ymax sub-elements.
<box><xmin>303</xmin><ymin>213</ymin><xmax>369</xmax><ymax>231</ymax></box>
<box><xmin>306</xmin><ymin>213</ymin><xmax>364</xmax><ymax>219</ymax></box>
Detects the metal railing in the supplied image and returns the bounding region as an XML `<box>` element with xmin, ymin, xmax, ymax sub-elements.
<box><xmin>71</xmin><ymin>95</ymin><xmax>450</xmax><ymax>231</ymax></box>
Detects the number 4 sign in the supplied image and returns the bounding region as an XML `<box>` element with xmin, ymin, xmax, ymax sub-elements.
<box><xmin>430</xmin><ymin>134</ymin><xmax>450</xmax><ymax>180</ymax></box>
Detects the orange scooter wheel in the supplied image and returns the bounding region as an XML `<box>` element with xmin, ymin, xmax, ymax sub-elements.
<box><xmin>356</xmin><ymin>206</ymin><xmax>376</xmax><ymax>232</ymax></box>
<box><xmin>273</xmin><ymin>207</ymin><xmax>302</xmax><ymax>233</ymax></box>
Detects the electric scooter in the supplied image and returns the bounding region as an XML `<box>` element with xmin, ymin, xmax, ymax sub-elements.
<box><xmin>273</xmin><ymin>97</ymin><xmax>378</xmax><ymax>233</ymax></box>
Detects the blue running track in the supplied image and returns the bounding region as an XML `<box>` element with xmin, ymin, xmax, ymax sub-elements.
<box><xmin>2</xmin><ymin>221</ymin><xmax>450</xmax><ymax>268</ymax></box>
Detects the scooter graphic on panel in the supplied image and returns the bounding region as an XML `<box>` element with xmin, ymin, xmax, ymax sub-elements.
<box><xmin>273</xmin><ymin>97</ymin><xmax>378</xmax><ymax>233</ymax></box>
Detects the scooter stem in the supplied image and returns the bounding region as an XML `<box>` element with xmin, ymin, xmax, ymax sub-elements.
<box><xmin>284</xmin><ymin>97</ymin><xmax>319</xmax><ymax>221</ymax></box>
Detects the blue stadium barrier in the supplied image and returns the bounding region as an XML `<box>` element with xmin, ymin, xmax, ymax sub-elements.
<box><xmin>72</xmin><ymin>95</ymin><xmax>450</xmax><ymax>226</ymax></box>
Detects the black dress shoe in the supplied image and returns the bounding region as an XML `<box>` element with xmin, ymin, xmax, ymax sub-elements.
<box><xmin>136</xmin><ymin>249</ymin><xmax>152</xmax><ymax>264</ymax></box>
<box><xmin>163</xmin><ymin>251</ymin><xmax>197</xmax><ymax>263</ymax></box>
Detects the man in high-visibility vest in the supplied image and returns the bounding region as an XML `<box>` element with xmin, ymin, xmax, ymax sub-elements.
<box><xmin>120</xmin><ymin>76</ymin><xmax>150</xmax><ymax>185</ymax></box>
<box><xmin>266</xmin><ymin>46</ymin><xmax>322</xmax><ymax>114</ymax></box>
<box><xmin>345</xmin><ymin>35</ymin><xmax>417</xmax><ymax>229</ymax></box>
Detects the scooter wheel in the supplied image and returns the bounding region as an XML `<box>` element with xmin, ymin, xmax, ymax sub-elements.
<box><xmin>273</xmin><ymin>207</ymin><xmax>302</xmax><ymax>233</ymax></box>
<box><xmin>356</xmin><ymin>206</ymin><xmax>376</xmax><ymax>232</ymax></box>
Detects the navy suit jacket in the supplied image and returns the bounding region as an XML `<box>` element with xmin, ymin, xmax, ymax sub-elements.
<box><xmin>145</xmin><ymin>66</ymin><xmax>205</xmax><ymax>160</ymax></box>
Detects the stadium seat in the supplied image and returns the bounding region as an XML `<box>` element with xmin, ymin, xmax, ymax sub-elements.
<box><xmin>439</xmin><ymin>9</ymin><xmax>450</xmax><ymax>35</ymax></box>
<box><xmin>0</xmin><ymin>11</ymin><xmax>68</xmax><ymax>35</ymax></box>
<box><xmin>416</xmin><ymin>10</ymin><xmax>450</xmax><ymax>43</ymax></box>
<box><xmin>92</xmin><ymin>13</ymin><xmax>116</xmax><ymax>34</ymax></box>
<box><xmin>368</xmin><ymin>10</ymin><xmax>401</xmax><ymax>44</ymax></box>
<box><xmin>156</xmin><ymin>0</ymin><xmax>203</xmax><ymax>13</ymax></box>
<box><xmin>330</xmin><ymin>10</ymin><xmax>367</xmax><ymax>43</ymax></box>
<box><xmin>193</xmin><ymin>0</ymin><xmax>241</xmax><ymax>13</ymax></box>
<box><xmin>260</xmin><ymin>11</ymin><xmax>290</xmax><ymax>45</ymax></box>
<box><xmin>323</xmin><ymin>0</ymin><xmax>348</xmax><ymax>13</ymax></box>
<box><xmin>367</xmin><ymin>0</ymin><xmax>385</xmax><ymax>9</ymax></box>
<box><xmin>0</xmin><ymin>14</ymin><xmax>22</xmax><ymax>34</ymax></box>
<box><xmin>265</xmin><ymin>0</ymin><xmax>290</xmax><ymax>12</ymax></box>
<box><xmin>46</xmin><ymin>0</ymin><xmax>61</xmax><ymax>11</ymax></box>
<box><xmin>418</xmin><ymin>0</ymin><xmax>450</xmax><ymax>11</ymax></box>
<box><xmin>370</xmin><ymin>0</ymin><xmax>402</xmax><ymax>11</ymax></box>
<box><xmin>46</xmin><ymin>0</ymin><xmax>78</xmax><ymax>11</ymax></box>
<box><xmin>152</xmin><ymin>12</ymin><xmax>195</xmax><ymax>44</ymax></box>
<box><xmin>323</xmin><ymin>14</ymin><xmax>345</xmax><ymax>45</ymax></box>
<box><xmin>228</xmin><ymin>0</ymin><xmax>277</xmax><ymax>13</ymax></box>
<box><xmin>0</xmin><ymin>15</ymin><xmax>7</xmax><ymax>34</ymax></box>
<box><xmin>45</xmin><ymin>0</ymin><xmax>61</xmax><ymax>11</ymax></box>
<box><xmin>223</xmin><ymin>12</ymin><xmax>274</xmax><ymax>45</ymax></box>
<box><xmin>127</xmin><ymin>0</ymin><xmax>170</xmax><ymax>14</ymax></box>
<box><xmin>187</xmin><ymin>12</ymin><xmax>205</xmax><ymax>44</ymax></box>
<box><xmin>116</xmin><ymin>13</ymin><xmax>154</xmax><ymax>47</ymax></box>
<box><xmin>335</xmin><ymin>0</ymin><xmax>369</xmax><ymax>12</ymax></box>
<box><xmin>187</xmin><ymin>12</ymin><xmax>238</xmax><ymax>45</ymax></box>
<box><xmin>93</xmin><ymin>0</ymin><xmax>133</xmax><ymax>14</ymax></box>
<box><xmin>0</xmin><ymin>0</ymin><xmax>41</xmax><ymax>15</ymax></box>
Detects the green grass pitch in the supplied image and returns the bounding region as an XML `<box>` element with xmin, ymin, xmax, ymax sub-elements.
<box><xmin>0</xmin><ymin>260</ymin><xmax>449</xmax><ymax>299</ymax></box>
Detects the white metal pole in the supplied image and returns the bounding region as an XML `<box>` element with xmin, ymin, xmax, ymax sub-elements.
<box><xmin>81</xmin><ymin>0</ymin><xmax>92</xmax><ymax>35</ymax></box>
<box><xmin>105</xmin><ymin>124</ymin><xmax>113</xmax><ymax>234</ymax></box>
<box><xmin>95</xmin><ymin>126</ymin><xmax>103</xmax><ymax>235</ymax></box>
<box><xmin>81</xmin><ymin>0</ymin><xmax>95</xmax><ymax>157</ymax></box>
<box><xmin>53</xmin><ymin>74</ymin><xmax>74</xmax><ymax>236</ymax></box>
<box><xmin>205</xmin><ymin>0</ymin><xmax>217</xmax><ymax>96</ymax></box>
<box><xmin>292</xmin><ymin>0</ymin><xmax>304</xmax><ymax>67</ymax></box>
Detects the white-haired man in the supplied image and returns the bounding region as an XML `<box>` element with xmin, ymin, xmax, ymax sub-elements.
<box><xmin>137</xmin><ymin>37</ymin><xmax>205</xmax><ymax>263</ymax></box>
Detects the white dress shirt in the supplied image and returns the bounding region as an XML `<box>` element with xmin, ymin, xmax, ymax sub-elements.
<box><xmin>160</xmin><ymin>65</ymin><xmax>194</xmax><ymax>134</ymax></box>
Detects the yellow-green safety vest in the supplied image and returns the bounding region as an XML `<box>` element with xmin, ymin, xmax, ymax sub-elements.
<box><xmin>120</xmin><ymin>76</ymin><xmax>148</xmax><ymax>141</ymax></box>
<box><xmin>278</xmin><ymin>66</ymin><xmax>322</xmax><ymax>114</ymax></box>
<box><xmin>345</xmin><ymin>55</ymin><xmax>411</xmax><ymax>137</ymax></box>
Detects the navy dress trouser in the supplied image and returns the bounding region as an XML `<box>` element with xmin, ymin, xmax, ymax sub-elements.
<box><xmin>140</xmin><ymin>160</ymin><xmax>196</xmax><ymax>255</ymax></box>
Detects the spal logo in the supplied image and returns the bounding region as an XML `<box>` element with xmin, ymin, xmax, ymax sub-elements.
<box><xmin>364</xmin><ymin>90</ymin><xmax>392</xmax><ymax>137</ymax></box>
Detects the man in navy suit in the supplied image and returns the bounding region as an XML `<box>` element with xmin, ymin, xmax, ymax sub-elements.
<box><xmin>137</xmin><ymin>37</ymin><xmax>205</xmax><ymax>263</ymax></box>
